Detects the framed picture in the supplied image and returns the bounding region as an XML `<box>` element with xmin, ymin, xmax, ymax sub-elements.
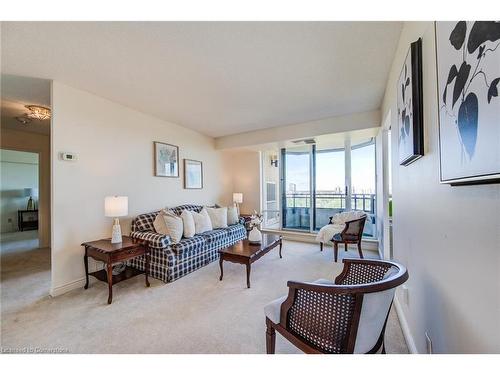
<box><xmin>397</xmin><ymin>38</ymin><xmax>424</xmax><ymax>166</ymax></box>
<box><xmin>436</xmin><ymin>21</ymin><xmax>500</xmax><ymax>185</ymax></box>
<box><xmin>154</xmin><ymin>142</ymin><xmax>179</xmax><ymax>177</ymax></box>
<box><xmin>184</xmin><ymin>159</ymin><xmax>203</xmax><ymax>189</ymax></box>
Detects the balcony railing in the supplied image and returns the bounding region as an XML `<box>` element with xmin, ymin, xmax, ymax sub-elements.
<box><xmin>279</xmin><ymin>192</ymin><xmax>376</xmax><ymax>237</ymax></box>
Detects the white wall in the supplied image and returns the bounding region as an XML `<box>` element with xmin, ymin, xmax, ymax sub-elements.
<box><xmin>223</xmin><ymin>150</ymin><xmax>261</xmax><ymax>214</ymax></box>
<box><xmin>0</xmin><ymin>149</ymin><xmax>39</xmax><ymax>233</ymax></box>
<box><xmin>1</xmin><ymin>129</ymin><xmax>51</xmax><ymax>247</ymax></box>
<box><xmin>51</xmin><ymin>82</ymin><xmax>233</xmax><ymax>295</ymax></box>
<box><xmin>382</xmin><ymin>22</ymin><xmax>500</xmax><ymax>353</ymax></box>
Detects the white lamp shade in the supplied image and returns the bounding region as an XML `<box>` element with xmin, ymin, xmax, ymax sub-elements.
<box><xmin>104</xmin><ymin>196</ymin><xmax>128</xmax><ymax>217</ymax></box>
<box><xmin>233</xmin><ymin>193</ymin><xmax>243</xmax><ymax>204</ymax></box>
<box><xmin>24</xmin><ymin>188</ymin><xmax>34</xmax><ymax>197</ymax></box>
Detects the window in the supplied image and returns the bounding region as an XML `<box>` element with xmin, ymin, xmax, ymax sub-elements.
<box><xmin>262</xmin><ymin>138</ymin><xmax>376</xmax><ymax>238</ymax></box>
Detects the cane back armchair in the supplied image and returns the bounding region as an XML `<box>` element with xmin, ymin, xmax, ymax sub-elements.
<box><xmin>331</xmin><ymin>215</ymin><xmax>367</xmax><ymax>262</ymax></box>
<box><xmin>264</xmin><ymin>258</ymin><xmax>408</xmax><ymax>354</ymax></box>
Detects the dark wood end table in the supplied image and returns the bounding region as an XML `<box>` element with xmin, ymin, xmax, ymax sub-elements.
<box><xmin>18</xmin><ymin>209</ymin><xmax>38</xmax><ymax>231</ymax></box>
<box><xmin>218</xmin><ymin>234</ymin><xmax>282</xmax><ymax>288</ymax></box>
<box><xmin>81</xmin><ymin>236</ymin><xmax>150</xmax><ymax>304</ymax></box>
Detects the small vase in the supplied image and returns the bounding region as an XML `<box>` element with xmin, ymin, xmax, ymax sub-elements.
<box><xmin>248</xmin><ymin>227</ymin><xmax>262</xmax><ymax>244</ymax></box>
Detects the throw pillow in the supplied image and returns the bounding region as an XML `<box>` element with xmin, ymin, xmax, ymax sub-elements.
<box><xmin>153</xmin><ymin>209</ymin><xmax>175</xmax><ymax>234</ymax></box>
<box><xmin>192</xmin><ymin>208</ymin><xmax>213</xmax><ymax>234</ymax></box>
<box><xmin>181</xmin><ymin>209</ymin><xmax>195</xmax><ymax>238</ymax></box>
<box><xmin>205</xmin><ymin>206</ymin><xmax>228</xmax><ymax>229</ymax></box>
<box><xmin>227</xmin><ymin>206</ymin><xmax>238</xmax><ymax>225</ymax></box>
<box><xmin>153</xmin><ymin>210</ymin><xmax>183</xmax><ymax>243</ymax></box>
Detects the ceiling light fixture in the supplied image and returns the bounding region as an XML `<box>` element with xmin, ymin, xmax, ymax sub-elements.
<box><xmin>25</xmin><ymin>105</ymin><xmax>51</xmax><ymax>120</ymax></box>
<box><xmin>15</xmin><ymin>116</ymin><xmax>32</xmax><ymax>125</ymax></box>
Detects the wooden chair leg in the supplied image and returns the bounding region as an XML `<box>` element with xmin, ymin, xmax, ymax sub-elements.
<box><xmin>320</xmin><ymin>242</ymin><xmax>323</xmax><ymax>252</ymax></box>
<box><xmin>345</xmin><ymin>243</ymin><xmax>348</xmax><ymax>252</ymax></box>
<box><xmin>333</xmin><ymin>242</ymin><xmax>338</xmax><ymax>262</ymax></box>
<box><xmin>357</xmin><ymin>241</ymin><xmax>364</xmax><ymax>259</ymax></box>
<box><xmin>266</xmin><ymin>318</ymin><xmax>276</xmax><ymax>354</ymax></box>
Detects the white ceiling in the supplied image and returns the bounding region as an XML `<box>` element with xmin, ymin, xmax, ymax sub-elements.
<box><xmin>1</xmin><ymin>75</ymin><xmax>51</xmax><ymax>135</ymax></box>
<box><xmin>1</xmin><ymin>22</ymin><xmax>402</xmax><ymax>138</ymax></box>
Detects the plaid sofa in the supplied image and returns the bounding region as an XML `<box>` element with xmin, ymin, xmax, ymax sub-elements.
<box><xmin>128</xmin><ymin>204</ymin><xmax>247</xmax><ymax>283</ymax></box>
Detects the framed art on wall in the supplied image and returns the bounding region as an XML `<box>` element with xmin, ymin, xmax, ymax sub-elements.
<box><xmin>397</xmin><ymin>38</ymin><xmax>424</xmax><ymax>166</ymax></box>
<box><xmin>184</xmin><ymin>159</ymin><xmax>203</xmax><ymax>189</ymax></box>
<box><xmin>436</xmin><ymin>21</ymin><xmax>500</xmax><ymax>185</ymax></box>
<box><xmin>154</xmin><ymin>141</ymin><xmax>179</xmax><ymax>177</ymax></box>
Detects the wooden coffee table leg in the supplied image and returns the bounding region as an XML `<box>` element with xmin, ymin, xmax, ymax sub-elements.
<box><xmin>145</xmin><ymin>251</ymin><xmax>150</xmax><ymax>287</ymax></box>
<box><xmin>84</xmin><ymin>247</ymin><xmax>89</xmax><ymax>289</ymax></box>
<box><xmin>246</xmin><ymin>263</ymin><xmax>251</xmax><ymax>288</ymax></box>
<box><xmin>219</xmin><ymin>255</ymin><xmax>224</xmax><ymax>281</ymax></box>
<box><xmin>106</xmin><ymin>262</ymin><xmax>113</xmax><ymax>304</ymax></box>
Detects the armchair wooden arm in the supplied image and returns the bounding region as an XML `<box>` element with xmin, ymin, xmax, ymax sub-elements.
<box><xmin>265</xmin><ymin>258</ymin><xmax>409</xmax><ymax>354</ymax></box>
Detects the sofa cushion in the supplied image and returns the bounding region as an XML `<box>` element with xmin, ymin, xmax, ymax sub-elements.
<box><xmin>154</xmin><ymin>210</ymin><xmax>183</xmax><ymax>243</ymax></box>
<box><xmin>200</xmin><ymin>228</ymin><xmax>227</xmax><ymax>243</ymax></box>
<box><xmin>192</xmin><ymin>208</ymin><xmax>213</xmax><ymax>234</ymax></box>
<box><xmin>171</xmin><ymin>236</ymin><xmax>206</xmax><ymax>255</ymax></box>
<box><xmin>205</xmin><ymin>206</ymin><xmax>228</xmax><ymax>229</ymax></box>
<box><xmin>225</xmin><ymin>224</ymin><xmax>245</xmax><ymax>237</ymax></box>
<box><xmin>181</xmin><ymin>210</ymin><xmax>196</xmax><ymax>238</ymax></box>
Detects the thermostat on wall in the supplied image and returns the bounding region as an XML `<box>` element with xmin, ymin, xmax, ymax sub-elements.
<box><xmin>60</xmin><ymin>152</ymin><xmax>78</xmax><ymax>161</ymax></box>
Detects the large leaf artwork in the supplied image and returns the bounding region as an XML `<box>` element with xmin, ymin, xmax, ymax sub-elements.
<box><xmin>441</xmin><ymin>21</ymin><xmax>500</xmax><ymax>159</ymax></box>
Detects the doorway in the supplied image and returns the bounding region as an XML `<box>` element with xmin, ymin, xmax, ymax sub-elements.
<box><xmin>0</xmin><ymin>149</ymin><xmax>40</xmax><ymax>250</ymax></box>
<box><xmin>1</xmin><ymin>74</ymin><xmax>52</xmax><ymax>312</ymax></box>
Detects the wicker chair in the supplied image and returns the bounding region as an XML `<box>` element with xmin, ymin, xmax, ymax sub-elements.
<box><xmin>264</xmin><ymin>258</ymin><xmax>408</xmax><ymax>354</ymax></box>
<box><xmin>331</xmin><ymin>215</ymin><xmax>367</xmax><ymax>262</ymax></box>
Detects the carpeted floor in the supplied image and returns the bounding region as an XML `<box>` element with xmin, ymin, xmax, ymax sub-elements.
<box><xmin>1</xmin><ymin>237</ymin><xmax>408</xmax><ymax>354</ymax></box>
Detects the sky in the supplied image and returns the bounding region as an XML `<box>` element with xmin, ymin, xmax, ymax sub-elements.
<box><xmin>285</xmin><ymin>144</ymin><xmax>375</xmax><ymax>194</ymax></box>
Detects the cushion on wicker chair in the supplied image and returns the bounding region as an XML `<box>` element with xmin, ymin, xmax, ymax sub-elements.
<box><xmin>353</xmin><ymin>288</ymin><xmax>395</xmax><ymax>353</ymax></box>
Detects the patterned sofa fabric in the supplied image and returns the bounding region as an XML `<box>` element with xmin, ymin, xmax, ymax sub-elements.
<box><xmin>171</xmin><ymin>236</ymin><xmax>206</xmax><ymax>255</ymax></box>
<box><xmin>130</xmin><ymin>230</ymin><xmax>172</xmax><ymax>249</ymax></box>
<box><xmin>128</xmin><ymin>205</ymin><xmax>246</xmax><ymax>283</ymax></box>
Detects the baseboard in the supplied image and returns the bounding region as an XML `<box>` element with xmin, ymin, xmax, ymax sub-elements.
<box><xmin>394</xmin><ymin>294</ymin><xmax>419</xmax><ymax>354</ymax></box>
<box><xmin>50</xmin><ymin>277</ymin><xmax>86</xmax><ymax>297</ymax></box>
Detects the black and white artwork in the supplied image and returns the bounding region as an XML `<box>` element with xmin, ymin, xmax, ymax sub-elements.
<box><xmin>397</xmin><ymin>38</ymin><xmax>424</xmax><ymax>166</ymax></box>
<box><xmin>436</xmin><ymin>21</ymin><xmax>500</xmax><ymax>184</ymax></box>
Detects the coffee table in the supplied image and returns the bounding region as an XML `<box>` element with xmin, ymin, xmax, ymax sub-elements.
<box><xmin>218</xmin><ymin>234</ymin><xmax>282</xmax><ymax>288</ymax></box>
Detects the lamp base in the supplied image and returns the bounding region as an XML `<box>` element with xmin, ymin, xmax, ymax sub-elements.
<box><xmin>111</xmin><ymin>218</ymin><xmax>122</xmax><ymax>244</ymax></box>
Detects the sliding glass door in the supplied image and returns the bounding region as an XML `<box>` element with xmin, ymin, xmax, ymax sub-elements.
<box><xmin>351</xmin><ymin>139</ymin><xmax>376</xmax><ymax>237</ymax></box>
<box><xmin>281</xmin><ymin>146</ymin><xmax>311</xmax><ymax>231</ymax></box>
<box><xmin>314</xmin><ymin>146</ymin><xmax>345</xmax><ymax>230</ymax></box>
<box><xmin>278</xmin><ymin>138</ymin><xmax>376</xmax><ymax>238</ymax></box>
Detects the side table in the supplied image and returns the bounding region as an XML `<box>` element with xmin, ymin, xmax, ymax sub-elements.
<box><xmin>81</xmin><ymin>236</ymin><xmax>150</xmax><ymax>304</ymax></box>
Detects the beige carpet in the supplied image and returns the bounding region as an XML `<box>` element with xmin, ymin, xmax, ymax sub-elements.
<box><xmin>1</xmin><ymin>238</ymin><xmax>408</xmax><ymax>354</ymax></box>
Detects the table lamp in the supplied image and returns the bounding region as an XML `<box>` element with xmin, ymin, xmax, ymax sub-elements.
<box><xmin>104</xmin><ymin>196</ymin><xmax>128</xmax><ymax>244</ymax></box>
<box><xmin>233</xmin><ymin>192</ymin><xmax>243</xmax><ymax>214</ymax></box>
